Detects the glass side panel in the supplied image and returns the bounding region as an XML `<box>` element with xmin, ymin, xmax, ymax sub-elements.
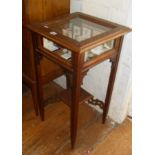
<box><xmin>43</xmin><ymin>38</ymin><xmax>114</xmax><ymax>62</ymax></box>
<box><xmin>48</xmin><ymin>17</ymin><xmax>110</xmax><ymax>42</ymax></box>
<box><xmin>43</xmin><ymin>38</ymin><xmax>72</xmax><ymax>61</ymax></box>
<box><xmin>58</xmin><ymin>49</ymin><xmax>72</xmax><ymax>61</ymax></box>
<box><xmin>43</xmin><ymin>38</ymin><xmax>59</xmax><ymax>51</ymax></box>
<box><xmin>84</xmin><ymin>40</ymin><xmax>114</xmax><ymax>62</ymax></box>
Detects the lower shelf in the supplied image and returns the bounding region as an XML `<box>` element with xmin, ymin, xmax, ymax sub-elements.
<box><xmin>42</xmin><ymin>82</ymin><xmax>104</xmax><ymax>110</ymax></box>
<box><xmin>60</xmin><ymin>88</ymin><xmax>93</xmax><ymax>107</ymax></box>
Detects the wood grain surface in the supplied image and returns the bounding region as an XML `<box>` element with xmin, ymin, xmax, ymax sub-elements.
<box><xmin>23</xmin><ymin>83</ymin><xmax>132</xmax><ymax>155</ymax></box>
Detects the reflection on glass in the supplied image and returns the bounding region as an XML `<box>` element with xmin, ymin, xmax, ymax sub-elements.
<box><xmin>84</xmin><ymin>40</ymin><xmax>114</xmax><ymax>61</ymax></box>
<box><xmin>43</xmin><ymin>38</ymin><xmax>59</xmax><ymax>51</ymax></box>
<box><xmin>59</xmin><ymin>49</ymin><xmax>72</xmax><ymax>60</ymax></box>
<box><xmin>58</xmin><ymin>17</ymin><xmax>110</xmax><ymax>42</ymax></box>
<box><xmin>43</xmin><ymin>38</ymin><xmax>72</xmax><ymax>60</ymax></box>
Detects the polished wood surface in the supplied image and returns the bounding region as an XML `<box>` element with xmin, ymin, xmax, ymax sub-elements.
<box><xmin>60</xmin><ymin>88</ymin><xmax>92</xmax><ymax>106</ymax></box>
<box><xmin>22</xmin><ymin>83</ymin><xmax>113</xmax><ymax>154</ymax></box>
<box><xmin>29</xmin><ymin>12</ymin><xmax>131</xmax><ymax>148</ymax></box>
<box><xmin>22</xmin><ymin>0</ymin><xmax>70</xmax><ymax>115</ymax></box>
<box><xmin>28</xmin><ymin>12</ymin><xmax>131</xmax><ymax>53</ymax></box>
<box><xmin>92</xmin><ymin>119</ymin><xmax>132</xmax><ymax>155</ymax></box>
<box><xmin>22</xmin><ymin>83</ymin><xmax>132</xmax><ymax>155</ymax></box>
<box><xmin>22</xmin><ymin>0</ymin><xmax>70</xmax><ymax>80</ymax></box>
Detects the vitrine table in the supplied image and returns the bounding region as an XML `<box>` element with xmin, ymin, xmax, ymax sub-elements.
<box><xmin>27</xmin><ymin>12</ymin><xmax>131</xmax><ymax>149</ymax></box>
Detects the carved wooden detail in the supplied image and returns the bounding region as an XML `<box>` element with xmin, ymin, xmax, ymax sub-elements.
<box><xmin>65</xmin><ymin>69</ymin><xmax>89</xmax><ymax>89</ymax></box>
<box><xmin>87</xmin><ymin>97</ymin><xmax>104</xmax><ymax>110</ymax></box>
<box><xmin>109</xmin><ymin>56</ymin><xmax>116</xmax><ymax>63</ymax></box>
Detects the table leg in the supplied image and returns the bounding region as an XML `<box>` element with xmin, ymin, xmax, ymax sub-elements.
<box><xmin>35</xmin><ymin>53</ymin><xmax>44</xmax><ymax>121</ymax></box>
<box><xmin>31</xmin><ymin>82</ymin><xmax>39</xmax><ymax>116</ymax></box>
<box><xmin>31</xmin><ymin>33</ymin><xmax>44</xmax><ymax>121</ymax></box>
<box><xmin>65</xmin><ymin>72</ymin><xmax>72</xmax><ymax>89</ymax></box>
<box><xmin>70</xmin><ymin>53</ymin><xmax>84</xmax><ymax>149</ymax></box>
<box><xmin>102</xmin><ymin>37</ymin><xmax>124</xmax><ymax>123</ymax></box>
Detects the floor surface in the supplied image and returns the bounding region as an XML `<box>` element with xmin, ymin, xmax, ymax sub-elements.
<box><xmin>22</xmin><ymin>83</ymin><xmax>132</xmax><ymax>155</ymax></box>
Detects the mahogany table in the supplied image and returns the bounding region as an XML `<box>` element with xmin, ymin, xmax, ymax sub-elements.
<box><xmin>27</xmin><ymin>12</ymin><xmax>131</xmax><ymax>149</ymax></box>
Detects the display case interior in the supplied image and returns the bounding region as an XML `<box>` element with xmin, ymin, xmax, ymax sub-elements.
<box><xmin>43</xmin><ymin>37</ymin><xmax>114</xmax><ymax>62</ymax></box>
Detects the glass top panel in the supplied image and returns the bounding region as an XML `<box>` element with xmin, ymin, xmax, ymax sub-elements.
<box><xmin>49</xmin><ymin>17</ymin><xmax>111</xmax><ymax>42</ymax></box>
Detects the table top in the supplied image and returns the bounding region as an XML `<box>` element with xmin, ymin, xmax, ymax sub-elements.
<box><xmin>27</xmin><ymin>12</ymin><xmax>131</xmax><ymax>53</ymax></box>
<box><xmin>45</xmin><ymin>16</ymin><xmax>111</xmax><ymax>42</ymax></box>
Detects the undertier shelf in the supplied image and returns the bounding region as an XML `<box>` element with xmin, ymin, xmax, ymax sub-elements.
<box><xmin>60</xmin><ymin>88</ymin><xmax>93</xmax><ymax>106</ymax></box>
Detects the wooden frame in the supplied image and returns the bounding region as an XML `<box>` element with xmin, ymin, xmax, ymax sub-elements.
<box><xmin>22</xmin><ymin>0</ymin><xmax>70</xmax><ymax>116</ymax></box>
<box><xmin>28</xmin><ymin>12</ymin><xmax>131</xmax><ymax>149</ymax></box>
